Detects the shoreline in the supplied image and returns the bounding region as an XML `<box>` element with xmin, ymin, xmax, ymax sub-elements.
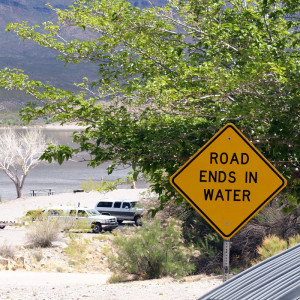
<box><xmin>0</xmin><ymin>122</ymin><xmax>86</xmax><ymax>131</ymax></box>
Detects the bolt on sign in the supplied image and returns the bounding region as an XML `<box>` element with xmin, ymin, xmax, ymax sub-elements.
<box><xmin>170</xmin><ymin>123</ymin><xmax>287</xmax><ymax>239</ymax></box>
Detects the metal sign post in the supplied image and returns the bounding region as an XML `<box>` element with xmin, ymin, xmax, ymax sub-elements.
<box><xmin>223</xmin><ymin>239</ymin><xmax>230</xmax><ymax>282</ymax></box>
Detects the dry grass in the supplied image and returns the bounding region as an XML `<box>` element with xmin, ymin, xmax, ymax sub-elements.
<box><xmin>61</xmin><ymin>233</ymin><xmax>114</xmax><ymax>272</ymax></box>
<box><xmin>0</xmin><ymin>243</ymin><xmax>15</xmax><ymax>259</ymax></box>
<box><xmin>26</xmin><ymin>217</ymin><xmax>62</xmax><ymax>248</ymax></box>
<box><xmin>254</xmin><ymin>234</ymin><xmax>300</xmax><ymax>264</ymax></box>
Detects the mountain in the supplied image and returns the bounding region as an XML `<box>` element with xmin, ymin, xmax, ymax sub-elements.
<box><xmin>0</xmin><ymin>0</ymin><xmax>166</xmax><ymax>111</ymax></box>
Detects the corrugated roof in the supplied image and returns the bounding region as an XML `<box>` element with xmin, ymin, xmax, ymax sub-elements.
<box><xmin>198</xmin><ymin>243</ymin><xmax>300</xmax><ymax>300</ymax></box>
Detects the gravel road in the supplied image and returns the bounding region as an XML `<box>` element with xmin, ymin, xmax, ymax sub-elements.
<box><xmin>0</xmin><ymin>271</ymin><xmax>222</xmax><ymax>300</ymax></box>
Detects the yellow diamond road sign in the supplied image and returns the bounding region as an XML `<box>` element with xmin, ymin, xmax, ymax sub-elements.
<box><xmin>170</xmin><ymin>123</ymin><xmax>287</xmax><ymax>239</ymax></box>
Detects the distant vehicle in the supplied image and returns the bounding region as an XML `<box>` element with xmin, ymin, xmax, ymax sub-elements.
<box><xmin>45</xmin><ymin>206</ymin><xmax>118</xmax><ymax>233</ymax></box>
<box><xmin>0</xmin><ymin>221</ymin><xmax>15</xmax><ymax>229</ymax></box>
<box><xmin>95</xmin><ymin>199</ymin><xmax>144</xmax><ymax>226</ymax></box>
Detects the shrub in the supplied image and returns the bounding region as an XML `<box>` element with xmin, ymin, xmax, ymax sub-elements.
<box><xmin>255</xmin><ymin>234</ymin><xmax>300</xmax><ymax>263</ymax></box>
<box><xmin>25</xmin><ymin>209</ymin><xmax>44</xmax><ymax>221</ymax></box>
<box><xmin>257</xmin><ymin>235</ymin><xmax>288</xmax><ymax>260</ymax></box>
<box><xmin>32</xmin><ymin>249</ymin><xmax>43</xmax><ymax>262</ymax></box>
<box><xmin>288</xmin><ymin>234</ymin><xmax>300</xmax><ymax>247</ymax></box>
<box><xmin>0</xmin><ymin>243</ymin><xmax>15</xmax><ymax>259</ymax></box>
<box><xmin>26</xmin><ymin>215</ymin><xmax>61</xmax><ymax>248</ymax></box>
<box><xmin>109</xmin><ymin>218</ymin><xmax>195</xmax><ymax>280</ymax></box>
<box><xmin>80</xmin><ymin>178</ymin><xmax>128</xmax><ymax>193</ymax></box>
<box><xmin>64</xmin><ymin>234</ymin><xmax>89</xmax><ymax>263</ymax></box>
<box><xmin>80</xmin><ymin>178</ymin><xmax>101</xmax><ymax>192</ymax></box>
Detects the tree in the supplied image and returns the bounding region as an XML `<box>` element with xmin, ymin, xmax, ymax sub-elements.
<box><xmin>0</xmin><ymin>0</ymin><xmax>299</xmax><ymax>210</ymax></box>
<box><xmin>0</xmin><ymin>129</ymin><xmax>48</xmax><ymax>198</ymax></box>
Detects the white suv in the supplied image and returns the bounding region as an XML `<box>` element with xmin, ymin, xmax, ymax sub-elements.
<box><xmin>95</xmin><ymin>199</ymin><xmax>144</xmax><ymax>226</ymax></box>
<box><xmin>46</xmin><ymin>206</ymin><xmax>118</xmax><ymax>233</ymax></box>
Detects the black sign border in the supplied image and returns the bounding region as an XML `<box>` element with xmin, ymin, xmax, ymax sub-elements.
<box><xmin>171</xmin><ymin>124</ymin><xmax>286</xmax><ymax>238</ymax></box>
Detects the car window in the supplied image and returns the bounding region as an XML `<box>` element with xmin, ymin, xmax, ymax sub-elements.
<box><xmin>69</xmin><ymin>210</ymin><xmax>77</xmax><ymax>217</ymax></box>
<box><xmin>97</xmin><ymin>201</ymin><xmax>113</xmax><ymax>208</ymax></box>
<box><xmin>87</xmin><ymin>209</ymin><xmax>100</xmax><ymax>216</ymax></box>
<box><xmin>77</xmin><ymin>210</ymin><xmax>88</xmax><ymax>217</ymax></box>
<box><xmin>114</xmin><ymin>202</ymin><xmax>121</xmax><ymax>208</ymax></box>
<box><xmin>48</xmin><ymin>209</ymin><xmax>64</xmax><ymax>216</ymax></box>
<box><xmin>131</xmin><ymin>202</ymin><xmax>137</xmax><ymax>208</ymax></box>
<box><xmin>122</xmin><ymin>202</ymin><xmax>131</xmax><ymax>209</ymax></box>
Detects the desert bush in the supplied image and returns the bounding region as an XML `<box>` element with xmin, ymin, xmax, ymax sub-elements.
<box><xmin>32</xmin><ymin>249</ymin><xmax>43</xmax><ymax>262</ymax></box>
<box><xmin>257</xmin><ymin>235</ymin><xmax>288</xmax><ymax>260</ymax></box>
<box><xmin>26</xmin><ymin>215</ymin><xmax>61</xmax><ymax>248</ymax></box>
<box><xmin>109</xmin><ymin>218</ymin><xmax>195</xmax><ymax>280</ymax></box>
<box><xmin>107</xmin><ymin>273</ymin><xmax>131</xmax><ymax>284</ymax></box>
<box><xmin>80</xmin><ymin>178</ymin><xmax>101</xmax><ymax>192</ymax></box>
<box><xmin>255</xmin><ymin>234</ymin><xmax>300</xmax><ymax>263</ymax></box>
<box><xmin>0</xmin><ymin>243</ymin><xmax>15</xmax><ymax>258</ymax></box>
<box><xmin>288</xmin><ymin>234</ymin><xmax>300</xmax><ymax>247</ymax></box>
<box><xmin>230</xmin><ymin>199</ymin><xmax>300</xmax><ymax>268</ymax></box>
<box><xmin>80</xmin><ymin>178</ymin><xmax>129</xmax><ymax>193</ymax></box>
<box><xmin>25</xmin><ymin>209</ymin><xmax>44</xmax><ymax>221</ymax></box>
<box><xmin>144</xmin><ymin>196</ymin><xmax>299</xmax><ymax>274</ymax></box>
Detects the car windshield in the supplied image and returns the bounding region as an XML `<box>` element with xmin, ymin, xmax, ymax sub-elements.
<box><xmin>131</xmin><ymin>202</ymin><xmax>138</xmax><ymax>207</ymax></box>
<box><xmin>87</xmin><ymin>209</ymin><xmax>101</xmax><ymax>216</ymax></box>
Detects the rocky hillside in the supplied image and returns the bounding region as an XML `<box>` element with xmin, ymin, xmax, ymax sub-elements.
<box><xmin>0</xmin><ymin>0</ymin><xmax>166</xmax><ymax>111</ymax></box>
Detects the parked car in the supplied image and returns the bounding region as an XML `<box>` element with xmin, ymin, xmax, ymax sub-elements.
<box><xmin>45</xmin><ymin>206</ymin><xmax>118</xmax><ymax>233</ymax></box>
<box><xmin>95</xmin><ymin>199</ymin><xmax>144</xmax><ymax>226</ymax></box>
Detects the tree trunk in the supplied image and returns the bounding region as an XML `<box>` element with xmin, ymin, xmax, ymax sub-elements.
<box><xmin>15</xmin><ymin>183</ymin><xmax>23</xmax><ymax>198</ymax></box>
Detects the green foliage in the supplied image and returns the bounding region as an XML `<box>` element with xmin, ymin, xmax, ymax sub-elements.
<box><xmin>25</xmin><ymin>209</ymin><xmax>44</xmax><ymax>221</ymax></box>
<box><xmin>257</xmin><ymin>235</ymin><xmax>287</xmax><ymax>260</ymax></box>
<box><xmin>64</xmin><ymin>234</ymin><xmax>89</xmax><ymax>265</ymax></box>
<box><xmin>255</xmin><ymin>234</ymin><xmax>300</xmax><ymax>262</ymax></box>
<box><xmin>230</xmin><ymin>199</ymin><xmax>299</xmax><ymax>270</ymax></box>
<box><xmin>80</xmin><ymin>177</ymin><xmax>132</xmax><ymax>193</ymax></box>
<box><xmin>0</xmin><ymin>0</ymin><xmax>298</xmax><ymax>212</ymax></box>
<box><xmin>109</xmin><ymin>218</ymin><xmax>195</xmax><ymax>279</ymax></box>
<box><xmin>282</xmin><ymin>178</ymin><xmax>300</xmax><ymax>214</ymax></box>
<box><xmin>80</xmin><ymin>178</ymin><xmax>101</xmax><ymax>192</ymax></box>
<box><xmin>178</xmin><ymin>208</ymin><xmax>224</xmax><ymax>273</ymax></box>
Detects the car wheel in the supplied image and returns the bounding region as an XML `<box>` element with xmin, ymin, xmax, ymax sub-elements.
<box><xmin>92</xmin><ymin>223</ymin><xmax>102</xmax><ymax>233</ymax></box>
<box><xmin>117</xmin><ymin>220</ymin><xmax>123</xmax><ymax>224</ymax></box>
<box><xmin>134</xmin><ymin>216</ymin><xmax>142</xmax><ymax>226</ymax></box>
<box><xmin>0</xmin><ymin>226</ymin><xmax>5</xmax><ymax>229</ymax></box>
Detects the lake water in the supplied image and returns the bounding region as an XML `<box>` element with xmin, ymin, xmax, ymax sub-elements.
<box><xmin>0</xmin><ymin>128</ymin><xmax>146</xmax><ymax>201</ymax></box>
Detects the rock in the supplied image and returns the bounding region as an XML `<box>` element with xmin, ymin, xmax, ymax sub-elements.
<box><xmin>40</xmin><ymin>259</ymin><xmax>45</xmax><ymax>267</ymax></box>
<box><xmin>15</xmin><ymin>256</ymin><xmax>25</xmax><ymax>265</ymax></box>
<box><xmin>0</xmin><ymin>258</ymin><xmax>9</xmax><ymax>266</ymax></box>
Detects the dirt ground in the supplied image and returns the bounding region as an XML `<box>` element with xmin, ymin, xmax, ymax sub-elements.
<box><xmin>0</xmin><ymin>227</ymin><xmax>222</xmax><ymax>300</ymax></box>
<box><xmin>0</xmin><ymin>191</ymin><xmax>223</xmax><ymax>299</ymax></box>
<box><xmin>0</xmin><ymin>270</ymin><xmax>222</xmax><ymax>300</ymax></box>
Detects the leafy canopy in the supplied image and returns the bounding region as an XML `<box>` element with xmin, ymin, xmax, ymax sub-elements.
<box><xmin>0</xmin><ymin>0</ymin><xmax>299</xmax><ymax>210</ymax></box>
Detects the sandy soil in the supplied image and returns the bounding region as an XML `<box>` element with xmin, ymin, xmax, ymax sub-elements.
<box><xmin>0</xmin><ymin>189</ymin><xmax>223</xmax><ymax>299</ymax></box>
<box><xmin>0</xmin><ymin>271</ymin><xmax>222</xmax><ymax>300</ymax></box>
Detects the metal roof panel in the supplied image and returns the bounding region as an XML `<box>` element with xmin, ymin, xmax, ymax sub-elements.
<box><xmin>198</xmin><ymin>243</ymin><xmax>300</xmax><ymax>300</ymax></box>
